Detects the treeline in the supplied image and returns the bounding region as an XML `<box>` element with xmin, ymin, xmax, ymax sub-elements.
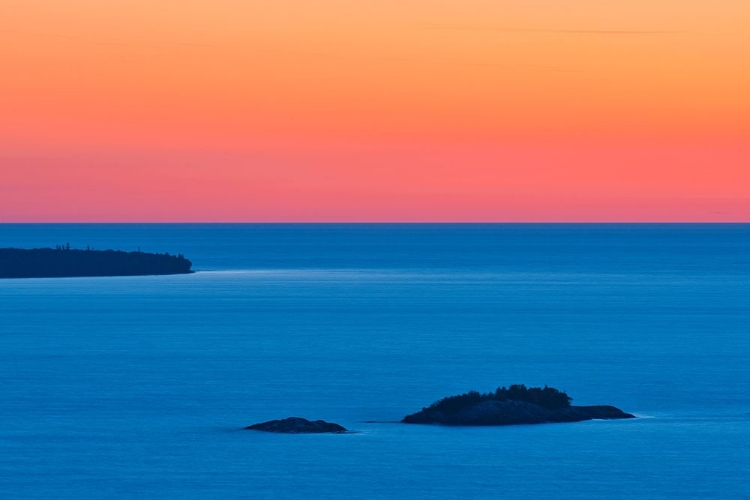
<box><xmin>0</xmin><ymin>247</ymin><xmax>192</xmax><ymax>278</ymax></box>
<box><xmin>425</xmin><ymin>384</ymin><xmax>573</xmax><ymax>414</ymax></box>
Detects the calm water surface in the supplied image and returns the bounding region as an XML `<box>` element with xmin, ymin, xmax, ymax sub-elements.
<box><xmin>1</xmin><ymin>224</ymin><xmax>749</xmax><ymax>499</ymax></box>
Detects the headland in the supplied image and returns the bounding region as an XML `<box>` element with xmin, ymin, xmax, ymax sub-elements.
<box><xmin>0</xmin><ymin>246</ymin><xmax>193</xmax><ymax>279</ymax></box>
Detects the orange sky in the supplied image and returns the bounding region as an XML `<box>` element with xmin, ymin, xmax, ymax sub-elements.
<box><xmin>1</xmin><ymin>0</ymin><xmax>749</xmax><ymax>221</ymax></box>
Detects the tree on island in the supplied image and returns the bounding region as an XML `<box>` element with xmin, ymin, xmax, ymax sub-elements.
<box><xmin>424</xmin><ymin>384</ymin><xmax>572</xmax><ymax>414</ymax></box>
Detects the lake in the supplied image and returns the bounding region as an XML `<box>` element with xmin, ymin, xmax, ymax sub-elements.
<box><xmin>1</xmin><ymin>224</ymin><xmax>749</xmax><ymax>499</ymax></box>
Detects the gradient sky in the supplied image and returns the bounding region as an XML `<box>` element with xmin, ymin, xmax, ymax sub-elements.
<box><xmin>1</xmin><ymin>0</ymin><xmax>749</xmax><ymax>221</ymax></box>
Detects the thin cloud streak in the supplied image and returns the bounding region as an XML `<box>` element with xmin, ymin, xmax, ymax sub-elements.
<box><xmin>418</xmin><ymin>24</ymin><xmax>697</xmax><ymax>35</ymax></box>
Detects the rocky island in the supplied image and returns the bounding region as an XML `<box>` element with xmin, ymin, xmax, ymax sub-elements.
<box><xmin>0</xmin><ymin>246</ymin><xmax>193</xmax><ymax>279</ymax></box>
<box><xmin>246</xmin><ymin>417</ymin><xmax>347</xmax><ymax>434</ymax></box>
<box><xmin>402</xmin><ymin>385</ymin><xmax>634</xmax><ymax>426</ymax></box>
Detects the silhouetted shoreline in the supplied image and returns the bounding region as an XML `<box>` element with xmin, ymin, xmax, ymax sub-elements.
<box><xmin>402</xmin><ymin>385</ymin><xmax>635</xmax><ymax>426</ymax></box>
<box><xmin>0</xmin><ymin>247</ymin><xmax>193</xmax><ymax>278</ymax></box>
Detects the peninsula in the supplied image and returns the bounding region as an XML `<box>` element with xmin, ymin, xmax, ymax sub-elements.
<box><xmin>402</xmin><ymin>385</ymin><xmax>634</xmax><ymax>426</ymax></box>
<box><xmin>0</xmin><ymin>246</ymin><xmax>193</xmax><ymax>279</ymax></box>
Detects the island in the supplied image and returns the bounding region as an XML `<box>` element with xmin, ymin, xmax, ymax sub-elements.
<box><xmin>246</xmin><ymin>417</ymin><xmax>347</xmax><ymax>434</ymax></box>
<box><xmin>0</xmin><ymin>246</ymin><xmax>193</xmax><ymax>279</ymax></box>
<box><xmin>402</xmin><ymin>385</ymin><xmax>634</xmax><ymax>426</ymax></box>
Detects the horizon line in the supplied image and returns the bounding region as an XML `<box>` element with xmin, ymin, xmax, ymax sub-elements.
<box><xmin>1</xmin><ymin>221</ymin><xmax>749</xmax><ymax>225</ymax></box>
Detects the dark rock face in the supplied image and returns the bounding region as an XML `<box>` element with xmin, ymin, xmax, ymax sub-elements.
<box><xmin>246</xmin><ymin>417</ymin><xmax>347</xmax><ymax>434</ymax></box>
<box><xmin>403</xmin><ymin>401</ymin><xmax>634</xmax><ymax>426</ymax></box>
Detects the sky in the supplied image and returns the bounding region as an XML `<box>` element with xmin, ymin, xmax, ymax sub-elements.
<box><xmin>1</xmin><ymin>0</ymin><xmax>749</xmax><ymax>222</ymax></box>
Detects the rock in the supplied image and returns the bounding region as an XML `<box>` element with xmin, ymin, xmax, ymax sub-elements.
<box><xmin>558</xmin><ymin>405</ymin><xmax>636</xmax><ymax>421</ymax></box>
<box><xmin>246</xmin><ymin>417</ymin><xmax>347</xmax><ymax>434</ymax></box>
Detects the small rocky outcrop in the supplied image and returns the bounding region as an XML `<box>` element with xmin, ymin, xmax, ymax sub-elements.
<box><xmin>246</xmin><ymin>417</ymin><xmax>347</xmax><ymax>434</ymax></box>
<box><xmin>402</xmin><ymin>385</ymin><xmax>635</xmax><ymax>427</ymax></box>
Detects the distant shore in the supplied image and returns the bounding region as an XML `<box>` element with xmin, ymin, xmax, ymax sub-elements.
<box><xmin>0</xmin><ymin>247</ymin><xmax>193</xmax><ymax>279</ymax></box>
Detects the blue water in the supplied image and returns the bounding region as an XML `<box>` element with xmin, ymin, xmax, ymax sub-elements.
<box><xmin>1</xmin><ymin>224</ymin><xmax>749</xmax><ymax>499</ymax></box>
